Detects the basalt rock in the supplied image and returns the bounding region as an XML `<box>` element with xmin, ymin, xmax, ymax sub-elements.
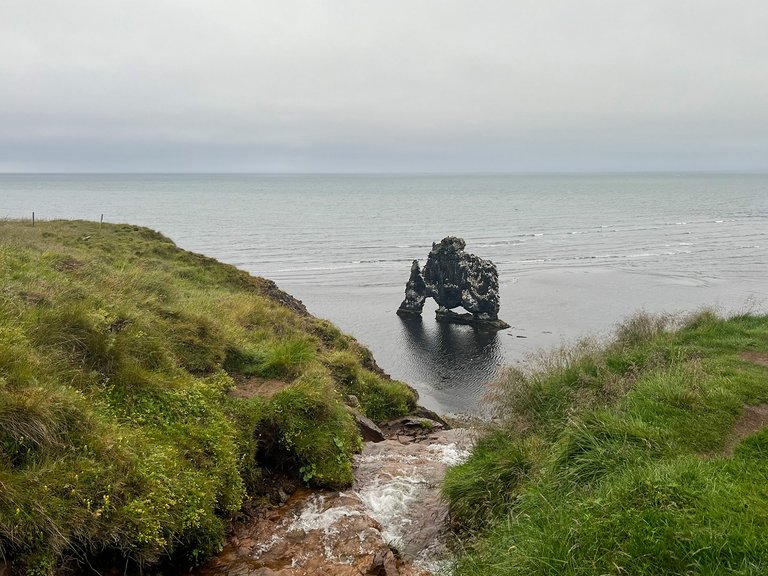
<box><xmin>346</xmin><ymin>406</ymin><xmax>386</xmax><ymax>443</ymax></box>
<box><xmin>396</xmin><ymin>260</ymin><xmax>427</xmax><ymax>315</ymax></box>
<box><xmin>397</xmin><ymin>237</ymin><xmax>509</xmax><ymax>329</ymax></box>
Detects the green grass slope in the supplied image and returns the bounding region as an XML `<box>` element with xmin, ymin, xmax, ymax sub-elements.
<box><xmin>445</xmin><ymin>311</ymin><xmax>768</xmax><ymax>575</ymax></box>
<box><xmin>0</xmin><ymin>220</ymin><xmax>416</xmax><ymax>574</ymax></box>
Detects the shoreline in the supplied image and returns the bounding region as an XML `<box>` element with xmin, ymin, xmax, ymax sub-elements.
<box><xmin>277</xmin><ymin>265</ymin><xmax>767</xmax><ymax>415</ymax></box>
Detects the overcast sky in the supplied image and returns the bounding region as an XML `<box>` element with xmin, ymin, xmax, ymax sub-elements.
<box><xmin>1</xmin><ymin>1</ymin><xmax>767</xmax><ymax>173</ymax></box>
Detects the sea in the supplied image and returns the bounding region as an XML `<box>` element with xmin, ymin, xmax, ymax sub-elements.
<box><xmin>2</xmin><ymin>173</ymin><xmax>766</xmax><ymax>415</ymax></box>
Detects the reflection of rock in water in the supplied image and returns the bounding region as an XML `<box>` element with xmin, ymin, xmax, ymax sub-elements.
<box><xmin>193</xmin><ymin>430</ymin><xmax>472</xmax><ymax>576</ymax></box>
<box><xmin>400</xmin><ymin>314</ymin><xmax>500</xmax><ymax>363</ymax></box>
<box><xmin>398</xmin><ymin>313</ymin><xmax>502</xmax><ymax>413</ymax></box>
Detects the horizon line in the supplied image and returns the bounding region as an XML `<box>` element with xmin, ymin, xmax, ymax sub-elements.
<box><xmin>2</xmin><ymin>169</ymin><xmax>768</xmax><ymax>177</ymax></box>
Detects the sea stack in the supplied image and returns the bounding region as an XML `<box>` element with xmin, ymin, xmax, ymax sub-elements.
<box><xmin>397</xmin><ymin>236</ymin><xmax>510</xmax><ymax>329</ymax></box>
<box><xmin>396</xmin><ymin>259</ymin><xmax>427</xmax><ymax>315</ymax></box>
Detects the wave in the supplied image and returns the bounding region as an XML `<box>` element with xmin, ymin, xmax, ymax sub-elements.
<box><xmin>510</xmin><ymin>249</ymin><xmax>698</xmax><ymax>265</ymax></box>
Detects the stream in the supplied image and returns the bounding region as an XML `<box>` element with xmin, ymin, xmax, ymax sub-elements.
<box><xmin>193</xmin><ymin>428</ymin><xmax>472</xmax><ymax>576</ymax></box>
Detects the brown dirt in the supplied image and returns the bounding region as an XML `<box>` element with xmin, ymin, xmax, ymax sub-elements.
<box><xmin>18</xmin><ymin>291</ymin><xmax>46</xmax><ymax>305</ymax></box>
<box><xmin>718</xmin><ymin>352</ymin><xmax>768</xmax><ymax>456</ymax></box>
<box><xmin>722</xmin><ymin>404</ymin><xmax>768</xmax><ymax>456</ymax></box>
<box><xmin>741</xmin><ymin>351</ymin><xmax>768</xmax><ymax>368</ymax></box>
<box><xmin>54</xmin><ymin>257</ymin><xmax>85</xmax><ymax>271</ymax></box>
<box><xmin>229</xmin><ymin>375</ymin><xmax>291</xmax><ymax>400</ymax></box>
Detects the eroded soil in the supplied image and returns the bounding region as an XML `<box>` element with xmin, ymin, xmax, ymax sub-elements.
<box><xmin>720</xmin><ymin>352</ymin><xmax>768</xmax><ymax>456</ymax></box>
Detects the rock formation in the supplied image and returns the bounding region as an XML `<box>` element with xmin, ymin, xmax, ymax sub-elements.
<box><xmin>396</xmin><ymin>260</ymin><xmax>427</xmax><ymax>316</ymax></box>
<box><xmin>397</xmin><ymin>237</ymin><xmax>509</xmax><ymax>329</ymax></box>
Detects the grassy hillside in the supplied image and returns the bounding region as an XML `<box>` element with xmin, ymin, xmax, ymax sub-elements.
<box><xmin>0</xmin><ymin>220</ymin><xmax>416</xmax><ymax>574</ymax></box>
<box><xmin>444</xmin><ymin>311</ymin><xmax>768</xmax><ymax>575</ymax></box>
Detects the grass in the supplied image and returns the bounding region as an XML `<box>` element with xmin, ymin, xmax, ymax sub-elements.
<box><xmin>0</xmin><ymin>220</ymin><xmax>417</xmax><ymax>574</ymax></box>
<box><xmin>325</xmin><ymin>350</ymin><xmax>417</xmax><ymax>421</ymax></box>
<box><xmin>267</xmin><ymin>368</ymin><xmax>362</xmax><ymax>488</ymax></box>
<box><xmin>444</xmin><ymin>310</ymin><xmax>768</xmax><ymax>575</ymax></box>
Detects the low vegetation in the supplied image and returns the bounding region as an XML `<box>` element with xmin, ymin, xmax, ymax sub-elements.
<box><xmin>444</xmin><ymin>311</ymin><xmax>768</xmax><ymax>575</ymax></box>
<box><xmin>0</xmin><ymin>220</ymin><xmax>416</xmax><ymax>574</ymax></box>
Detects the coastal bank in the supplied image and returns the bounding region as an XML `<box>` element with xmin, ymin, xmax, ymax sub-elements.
<box><xmin>3</xmin><ymin>219</ymin><xmax>768</xmax><ymax>576</ymax></box>
<box><xmin>0</xmin><ymin>220</ymin><xmax>437</xmax><ymax>574</ymax></box>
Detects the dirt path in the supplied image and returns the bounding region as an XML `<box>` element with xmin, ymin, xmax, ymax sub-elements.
<box><xmin>741</xmin><ymin>351</ymin><xmax>768</xmax><ymax>368</ymax></box>
<box><xmin>720</xmin><ymin>352</ymin><xmax>768</xmax><ymax>456</ymax></box>
<box><xmin>229</xmin><ymin>375</ymin><xmax>291</xmax><ymax>399</ymax></box>
<box><xmin>722</xmin><ymin>404</ymin><xmax>768</xmax><ymax>456</ymax></box>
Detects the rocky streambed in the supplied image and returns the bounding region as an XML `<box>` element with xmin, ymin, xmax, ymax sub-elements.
<box><xmin>193</xmin><ymin>426</ymin><xmax>472</xmax><ymax>576</ymax></box>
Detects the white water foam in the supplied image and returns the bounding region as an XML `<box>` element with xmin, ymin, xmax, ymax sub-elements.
<box><xmin>427</xmin><ymin>442</ymin><xmax>472</xmax><ymax>466</ymax></box>
<box><xmin>356</xmin><ymin>475</ymin><xmax>426</xmax><ymax>547</ymax></box>
<box><xmin>287</xmin><ymin>495</ymin><xmax>364</xmax><ymax>532</ymax></box>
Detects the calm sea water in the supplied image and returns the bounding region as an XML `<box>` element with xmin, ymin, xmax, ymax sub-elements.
<box><xmin>2</xmin><ymin>174</ymin><xmax>767</xmax><ymax>414</ymax></box>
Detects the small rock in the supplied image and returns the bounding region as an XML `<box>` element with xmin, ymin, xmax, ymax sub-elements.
<box><xmin>396</xmin><ymin>260</ymin><xmax>427</xmax><ymax>316</ymax></box>
<box><xmin>384</xmin><ymin>549</ymin><xmax>400</xmax><ymax>576</ymax></box>
<box><xmin>346</xmin><ymin>394</ymin><xmax>360</xmax><ymax>407</ymax></box>
<box><xmin>412</xmin><ymin>406</ymin><xmax>451</xmax><ymax>429</ymax></box>
<box><xmin>347</xmin><ymin>407</ymin><xmax>385</xmax><ymax>442</ymax></box>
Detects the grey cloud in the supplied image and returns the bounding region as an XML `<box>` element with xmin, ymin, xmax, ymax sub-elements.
<box><xmin>1</xmin><ymin>0</ymin><xmax>767</xmax><ymax>172</ymax></box>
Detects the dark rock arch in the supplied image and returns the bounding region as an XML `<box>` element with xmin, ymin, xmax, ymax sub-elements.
<box><xmin>397</xmin><ymin>237</ymin><xmax>509</xmax><ymax>329</ymax></box>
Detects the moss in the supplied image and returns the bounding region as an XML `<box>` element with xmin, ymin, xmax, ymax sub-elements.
<box><xmin>267</xmin><ymin>370</ymin><xmax>362</xmax><ymax>489</ymax></box>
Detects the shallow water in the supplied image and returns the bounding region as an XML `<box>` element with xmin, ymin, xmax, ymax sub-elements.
<box><xmin>2</xmin><ymin>173</ymin><xmax>766</xmax><ymax>413</ymax></box>
<box><xmin>191</xmin><ymin>430</ymin><xmax>471</xmax><ymax>575</ymax></box>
